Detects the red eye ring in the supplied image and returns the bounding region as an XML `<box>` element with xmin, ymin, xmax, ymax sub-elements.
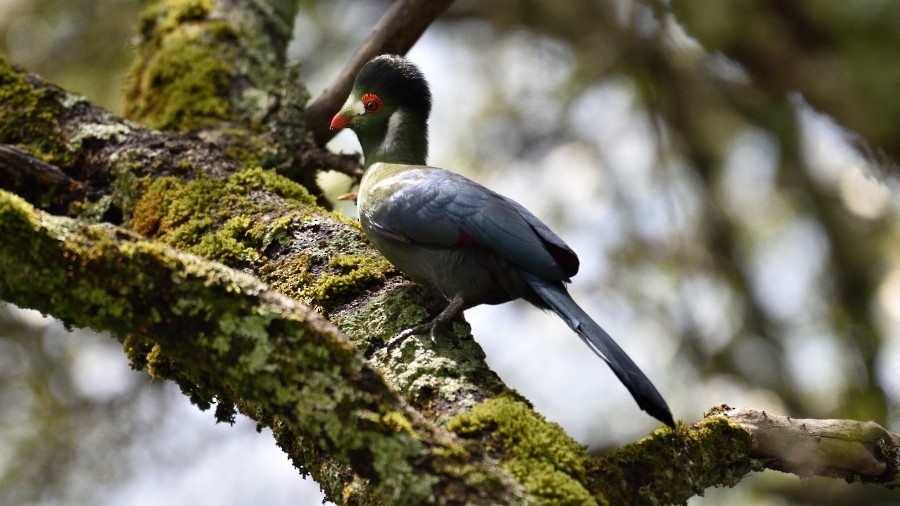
<box><xmin>361</xmin><ymin>93</ymin><xmax>383</xmax><ymax>113</ymax></box>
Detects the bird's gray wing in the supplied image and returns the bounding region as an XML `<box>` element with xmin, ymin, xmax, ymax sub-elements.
<box><xmin>366</xmin><ymin>166</ymin><xmax>579</xmax><ymax>281</ymax></box>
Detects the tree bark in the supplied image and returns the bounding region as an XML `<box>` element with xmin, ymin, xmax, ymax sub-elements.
<box><xmin>715</xmin><ymin>406</ymin><xmax>900</xmax><ymax>485</ymax></box>
<box><xmin>1</xmin><ymin>0</ymin><xmax>899</xmax><ymax>504</ymax></box>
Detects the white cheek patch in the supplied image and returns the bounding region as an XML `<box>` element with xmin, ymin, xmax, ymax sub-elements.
<box><xmin>352</xmin><ymin>98</ymin><xmax>366</xmax><ymax>116</ymax></box>
<box><xmin>381</xmin><ymin>110</ymin><xmax>404</xmax><ymax>152</ymax></box>
<box><xmin>342</xmin><ymin>94</ymin><xmax>366</xmax><ymax>116</ymax></box>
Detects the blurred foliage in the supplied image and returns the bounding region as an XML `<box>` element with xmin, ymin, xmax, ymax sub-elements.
<box><xmin>0</xmin><ymin>305</ymin><xmax>169</xmax><ymax>505</ymax></box>
<box><xmin>2</xmin><ymin>0</ymin><xmax>899</xmax><ymax>504</ymax></box>
<box><xmin>0</xmin><ymin>0</ymin><xmax>143</xmax><ymax>112</ymax></box>
<box><xmin>672</xmin><ymin>0</ymin><xmax>900</xmax><ymax>165</ymax></box>
<box><xmin>444</xmin><ymin>2</ymin><xmax>900</xmax><ymax>503</ymax></box>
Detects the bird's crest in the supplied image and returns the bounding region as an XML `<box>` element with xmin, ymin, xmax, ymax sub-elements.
<box><xmin>355</xmin><ymin>54</ymin><xmax>432</xmax><ymax>124</ymax></box>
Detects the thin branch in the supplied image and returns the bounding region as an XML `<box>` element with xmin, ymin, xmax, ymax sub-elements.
<box><xmin>0</xmin><ymin>144</ymin><xmax>87</xmax><ymax>211</ymax></box>
<box><xmin>716</xmin><ymin>406</ymin><xmax>900</xmax><ymax>486</ymax></box>
<box><xmin>591</xmin><ymin>406</ymin><xmax>899</xmax><ymax>505</ymax></box>
<box><xmin>292</xmin><ymin>145</ymin><xmax>363</xmax><ymax>179</ymax></box>
<box><xmin>305</xmin><ymin>0</ymin><xmax>455</xmax><ymax>146</ymax></box>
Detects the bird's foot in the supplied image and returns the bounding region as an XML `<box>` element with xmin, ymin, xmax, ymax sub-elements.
<box><xmin>386</xmin><ymin>321</ymin><xmax>439</xmax><ymax>350</ymax></box>
<box><xmin>385</xmin><ymin>296</ymin><xmax>465</xmax><ymax>351</ymax></box>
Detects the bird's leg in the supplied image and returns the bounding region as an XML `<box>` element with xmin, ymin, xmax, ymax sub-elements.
<box><xmin>386</xmin><ymin>295</ymin><xmax>465</xmax><ymax>350</ymax></box>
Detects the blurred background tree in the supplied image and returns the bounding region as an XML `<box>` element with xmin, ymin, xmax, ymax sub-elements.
<box><xmin>1</xmin><ymin>0</ymin><xmax>898</xmax><ymax>504</ymax></box>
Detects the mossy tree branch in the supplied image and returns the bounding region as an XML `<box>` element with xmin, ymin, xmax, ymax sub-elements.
<box><xmin>6</xmin><ymin>180</ymin><xmax>896</xmax><ymax>504</ymax></box>
<box><xmin>0</xmin><ymin>189</ymin><xmax>530</xmax><ymax>504</ymax></box>
<box><xmin>0</xmin><ymin>0</ymin><xmax>615</xmax><ymax>499</ymax></box>
<box><xmin>2</xmin><ymin>0</ymin><xmax>899</xmax><ymax>504</ymax></box>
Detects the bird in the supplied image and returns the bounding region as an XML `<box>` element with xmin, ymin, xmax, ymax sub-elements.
<box><xmin>330</xmin><ymin>54</ymin><xmax>675</xmax><ymax>428</ymax></box>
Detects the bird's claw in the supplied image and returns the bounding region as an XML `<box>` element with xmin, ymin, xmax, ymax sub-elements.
<box><xmin>383</xmin><ymin>296</ymin><xmax>466</xmax><ymax>351</ymax></box>
<box><xmin>386</xmin><ymin>329</ymin><xmax>413</xmax><ymax>350</ymax></box>
<box><xmin>384</xmin><ymin>320</ymin><xmax>457</xmax><ymax>351</ymax></box>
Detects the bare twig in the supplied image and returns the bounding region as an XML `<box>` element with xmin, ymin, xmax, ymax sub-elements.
<box><xmin>713</xmin><ymin>406</ymin><xmax>900</xmax><ymax>487</ymax></box>
<box><xmin>0</xmin><ymin>144</ymin><xmax>87</xmax><ymax>210</ymax></box>
<box><xmin>293</xmin><ymin>146</ymin><xmax>363</xmax><ymax>179</ymax></box>
<box><xmin>305</xmin><ymin>0</ymin><xmax>455</xmax><ymax>146</ymax></box>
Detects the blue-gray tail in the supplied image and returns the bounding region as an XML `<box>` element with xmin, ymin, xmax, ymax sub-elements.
<box><xmin>522</xmin><ymin>272</ymin><xmax>675</xmax><ymax>428</ymax></box>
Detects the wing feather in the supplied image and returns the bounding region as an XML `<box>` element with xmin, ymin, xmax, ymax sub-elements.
<box><xmin>365</xmin><ymin>166</ymin><xmax>579</xmax><ymax>280</ymax></box>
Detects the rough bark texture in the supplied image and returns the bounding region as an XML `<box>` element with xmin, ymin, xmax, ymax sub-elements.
<box><xmin>0</xmin><ymin>188</ymin><xmax>535</xmax><ymax>504</ymax></box>
<box><xmin>2</xmin><ymin>0</ymin><xmax>899</xmax><ymax>504</ymax></box>
<box><xmin>717</xmin><ymin>406</ymin><xmax>900</xmax><ymax>487</ymax></box>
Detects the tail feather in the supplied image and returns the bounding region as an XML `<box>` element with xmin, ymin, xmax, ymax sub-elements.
<box><xmin>522</xmin><ymin>272</ymin><xmax>675</xmax><ymax>428</ymax></box>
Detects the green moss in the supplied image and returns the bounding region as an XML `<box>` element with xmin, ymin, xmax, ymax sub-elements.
<box><xmin>131</xmin><ymin>175</ymin><xmax>202</xmax><ymax>239</ymax></box>
<box><xmin>191</xmin><ymin>214</ymin><xmax>266</xmax><ymax>265</ymax></box>
<box><xmin>124</xmin><ymin>0</ymin><xmax>239</xmax><ymax>131</ymax></box>
<box><xmin>129</xmin><ymin>166</ymin><xmax>313</xmax><ymax>269</ymax></box>
<box><xmin>338</xmin><ymin>289</ymin><xmax>429</xmax><ymax>345</ymax></box>
<box><xmin>125</xmin><ymin>31</ymin><xmax>234</xmax><ymax>131</ymax></box>
<box><xmin>0</xmin><ymin>57</ymin><xmax>73</xmax><ymax>167</ymax></box>
<box><xmin>264</xmin><ymin>215</ymin><xmax>295</xmax><ymax>249</ymax></box>
<box><xmin>234</xmin><ymin>165</ymin><xmax>316</xmax><ymax>205</ymax></box>
<box><xmin>258</xmin><ymin>254</ymin><xmax>313</xmax><ymax>301</ymax></box>
<box><xmin>593</xmin><ymin>416</ymin><xmax>755</xmax><ymax>505</ymax></box>
<box><xmin>0</xmin><ymin>191</ymin><xmax>41</xmax><ymax>245</ymax></box>
<box><xmin>379</xmin><ymin>411</ymin><xmax>415</xmax><ymax>436</ymax></box>
<box><xmin>145</xmin><ymin>343</ymin><xmax>176</xmax><ymax>380</ymax></box>
<box><xmin>306</xmin><ymin>254</ymin><xmax>395</xmax><ymax>305</ymax></box>
<box><xmin>449</xmin><ymin>395</ymin><xmax>595</xmax><ymax>505</ymax></box>
<box><xmin>137</xmin><ymin>0</ymin><xmax>214</xmax><ymax>38</ymax></box>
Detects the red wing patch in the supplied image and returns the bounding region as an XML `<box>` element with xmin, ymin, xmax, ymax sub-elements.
<box><xmin>457</xmin><ymin>229</ymin><xmax>477</xmax><ymax>247</ymax></box>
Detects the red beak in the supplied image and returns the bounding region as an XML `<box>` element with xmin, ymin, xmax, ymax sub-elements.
<box><xmin>330</xmin><ymin>113</ymin><xmax>352</xmax><ymax>130</ymax></box>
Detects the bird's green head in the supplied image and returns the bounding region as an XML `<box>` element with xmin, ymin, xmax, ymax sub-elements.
<box><xmin>330</xmin><ymin>55</ymin><xmax>431</xmax><ymax>167</ymax></box>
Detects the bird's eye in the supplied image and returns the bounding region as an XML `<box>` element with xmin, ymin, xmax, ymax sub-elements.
<box><xmin>361</xmin><ymin>93</ymin><xmax>383</xmax><ymax>113</ymax></box>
